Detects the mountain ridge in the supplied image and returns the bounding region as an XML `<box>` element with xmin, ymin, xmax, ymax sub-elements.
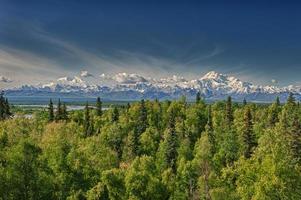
<box><xmin>5</xmin><ymin>71</ymin><xmax>301</xmax><ymax>102</ymax></box>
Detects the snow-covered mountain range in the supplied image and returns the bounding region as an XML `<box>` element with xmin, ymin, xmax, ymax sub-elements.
<box><xmin>5</xmin><ymin>71</ymin><xmax>301</xmax><ymax>102</ymax></box>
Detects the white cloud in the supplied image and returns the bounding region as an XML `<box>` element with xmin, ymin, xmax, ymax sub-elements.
<box><xmin>80</xmin><ymin>70</ymin><xmax>93</xmax><ymax>78</ymax></box>
<box><xmin>271</xmin><ymin>79</ymin><xmax>278</xmax><ymax>84</ymax></box>
<box><xmin>0</xmin><ymin>76</ymin><xmax>12</xmax><ymax>83</ymax></box>
<box><xmin>0</xmin><ymin>45</ymin><xmax>69</xmax><ymax>86</ymax></box>
<box><xmin>112</xmin><ymin>73</ymin><xmax>148</xmax><ymax>84</ymax></box>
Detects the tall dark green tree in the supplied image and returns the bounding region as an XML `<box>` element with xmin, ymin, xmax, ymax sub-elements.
<box><xmin>96</xmin><ymin>97</ymin><xmax>102</xmax><ymax>117</ymax></box>
<box><xmin>226</xmin><ymin>96</ymin><xmax>234</xmax><ymax>127</ymax></box>
<box><xmin>196</xmin><ymin>92</ymin><xmax>201</xmax><ymax>104</ymax></box>
<box><xmin>164</xmin><ymin>109</ymin><xmax>178</xmax><ymax>173</ymax></box>
<box><xmin>287</xmin><ymin>92</ymin><xmax>296</xmax><ymax>106</ymax></box>
<box><xmin>207</xmin><ymin>105</ymin><xmax>215</xmax><ymax>155</ymax></box>
<box><xmin>291</xmin><ymin>114</ymin><xmax>301</xmax><ymax>164</ymax></box>
<box><xmin>0</xmin><ymin>92</ymin><xmax>11</xmax><ymax>120</ymax></box>
<box><xmin>0</xmin><ymin>91</ymin><xmax>4</xmax><ymax>120</ymax></box>
<box><xmin>137</xmin><ymin>99</ymin><xmax>148</xmax><ymax>135</ymax></box>
<box><xmin>62</xmin><ymin>103</ymin><xmax>68</xmax><ymax>120</ymax></box>
<box><xmin>111</xmin><ymin>107</ymin><xmax>119</xmax><ymax>123</ymax></box>
<box><xmin>55</xmin><ymin>98</ymin><xmax>62</xmax><ymax>121</ymax></box>
<box><xmin>4</xmin><ymin>98</ymin><xmax>11</xmax><ymax>118</ymax></box>
<box><xmin>243</xmin><ymin>98</ymin><xmax>247</xmax><ymax>106</ymax></box>
<box><xmin>84</xmin><ymin>102</ymin><xmax>93</xmax><ymax>137</ymax></box>
<box><xmin>276</xmin><ymin>96</ymin><xmax>280</xmax><ymax>106</ymax></box>
<box><xmin>268</xmin><ymin>97</ymin><xmax>281</xmax><ymax>127</ymax></box>
<box><xmin>48</xmin><ymin>99</ymin><xmax>54</xmax><ymax>122</ymax></box>
<box><xmin>243</xmin><ymin>107</ymin><xmax>256</xmax><ymax>159</ymax></box>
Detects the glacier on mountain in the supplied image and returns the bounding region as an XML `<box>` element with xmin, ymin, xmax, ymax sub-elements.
<box><xmin>5</xmin><ymin>71</ymin><xmax>301</xmax><ymax>102</ymax></box>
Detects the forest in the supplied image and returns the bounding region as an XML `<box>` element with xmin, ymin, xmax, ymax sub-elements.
<box><xmin>0</xmin><ymin>92</ymin><xmax>301</xmax><ymax>200</ymax></box>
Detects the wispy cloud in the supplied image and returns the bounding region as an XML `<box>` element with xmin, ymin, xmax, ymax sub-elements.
<box><xmin>80</xmin><ymin>70</ymin><xmax>94</xmax><ymax>78</ymax></box>
<box><xmin>0</xmin><ymin>76</ymin><xmax>12</xmax><ymax>83</ymax></box>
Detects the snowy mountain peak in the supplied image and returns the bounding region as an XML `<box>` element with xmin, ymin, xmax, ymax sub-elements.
<box><xmin>57</xmin><ymin>76</ymin><xmax>73</xmax><ymax>82</ymax></box>
<box><xmin>5</xmin><ymin>71</ymin><xmax>301</xmax><ymax>102</ymax></box>
<box><xmin>57</xmin><ymin>76</ymin><xmax>84</xmax><ymax>84</ymax></box>
<box><xmin>201</xmin><ymin>71</ymin><xmax>226</xmax><ymax>80</ymax></box>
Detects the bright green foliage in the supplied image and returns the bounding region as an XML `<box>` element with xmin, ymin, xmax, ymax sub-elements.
<box><xmin>125</xmin><ymin>156</ymin><xmax>166</xmax><ymax>200</ymax></box>
<box><xmin>101</xmin><ymin>169</ymin><xmax>126</xmax><ymax>200</ymax></box>
<box><xmin>0</xmin><ymin>95</ymin><xmax>300</xmax><ymax>199</ymax></box>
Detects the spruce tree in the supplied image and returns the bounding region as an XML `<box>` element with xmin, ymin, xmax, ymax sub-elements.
<box><xmin>243</xmin><ymin>98</ymin><xmax>247</xmax><ymax>106</ymax></box>
<box><xmin>0</xmin><ymin>92</ymin><xmax>11</xmax><ymax>120</ymax></box>
<box><xmin>111</xmin><ymin>107</ymin><xmax>119</xmax><ymax>123</ymax></box>
<box><xmin>4</xmin><ymin>98</ymin><xmax>11</xmax><ymax>118</ymax></box>
<box><xmin>55</xmin><ymin>98</ymin><xmax>62</xmax><ymax>121</ymax></box>
<box><xmin>62</xmin><ymin>103</ymin><xmax>68</xmax><ymax>120</ymax></box>
<box><xmin>287</xmin><ymin>92</ymin><xmax>296</xmax><ymax>106</ymax></box>
<box><xmin>48</xmin><ymin>99</ymin><xmax>54</xmax><ymax>122</ymax></box>
<box><xmin>196</xmin><ymin>92</ymin><xmax>201</xmax><ymax>104</ymax></box>
<box><xmin>291</xmin><ymin>114</ymin><xmax>301</xmax><ymax>164</ymax></box>
<box><xmin>243</xmin><ymin>107</ymin><xmax>256</xmax><ymax>159</ymax></box>
<box><xmin>268</xmin><ymin>97</ymin><xmax>281</xmax><ymax>127</ymax></box>
<box><xmin>96</xmin><ymin>97</ymin><xmax>102</xmax><ymax>117</ymax></box>
<box><xmin>0</xmin><ymin>91</ymin><xmax>5</xmax><ymax>120</ymax></box>
<box><xmin>276</xmin><ymin>96</ymin><xmax>280</xmax><ymax>106</ymax></box>
<box><xmin>226</xmin><ymin>96</ymin><xmax>233</xmax><ymax>127</ymax></box>
<box><xmin>164</xmin><ymin>109</ymin><xmax>178</xmax><ymax>173</ymax></box>
<box><xmin>137</xmin><ymin>99</ymin><xmax>148</xmax><ymax>135</ymax></box>
<box><xmin>126</xmin><ymin>102</ymin><xmax>131</xmax><ymax>111</ymax></box>
<box><xmin>207</xmin><ymin>105</ymin><xmax>215</xmax><ymax>155</ymax></box>
<box><xmin>84</xmin><ymin>102</ymin><xmax>93</xmax><ymax>137</ymax></box>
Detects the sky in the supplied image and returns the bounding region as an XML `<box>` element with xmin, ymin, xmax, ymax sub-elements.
<box><xmin>1</xmin><ymin>0</ymin><xmax>301</xmax><ymax>87</ymax></box>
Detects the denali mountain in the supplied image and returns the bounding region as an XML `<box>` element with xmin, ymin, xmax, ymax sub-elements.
<box><xmin>4</xmin><ymin>71</ymin><xmax>301</xmax><ymax>102</ymax></box>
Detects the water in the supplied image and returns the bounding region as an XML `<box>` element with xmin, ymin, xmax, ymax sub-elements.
<box><xmin>7</xmin><ymin>96</ymin><xmax>100</xmax><ymax>105</ymax></box>
<box><xmin>15</xmin><ymin>104</ymin><xmax>105</xmax><ymax>111</ymax></box>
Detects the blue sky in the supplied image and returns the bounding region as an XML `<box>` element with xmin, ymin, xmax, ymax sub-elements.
<box><xmin>1</xmin><ymin>0</ymin><xmax>301</xmax><ymax>86</ymax></box>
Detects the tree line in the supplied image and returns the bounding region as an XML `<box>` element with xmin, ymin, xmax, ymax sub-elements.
<box><xmin>0</xmin><ymin>92</ymin><xmax>300</xmax><ymax>199</ymax></box>
<box><xmin>0</xmin><ymin>91</ymin><xmax>11</xmax><ymax>120</ymax></box>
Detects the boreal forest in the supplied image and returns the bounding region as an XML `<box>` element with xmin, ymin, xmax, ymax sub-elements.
<box><xmin>0</xmin><ymin>92</ymin><xmax>301</xmax><ymax>200</ymax></box>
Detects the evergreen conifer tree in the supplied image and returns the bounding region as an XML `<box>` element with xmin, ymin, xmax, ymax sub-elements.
<box><xmin>0</xmin><ymin>91</ymin><xmax>5</xmax><ymax>120</ymax></box>
<box><xmin>291</xmin><ymin>114</ymin><xmax>301</xmax><ymax>164</ymax></box>
<box><xmin>207</xmin><ymin>105</ymin><xmax>215</xmax><ymax>155</ymax></box>
<box><xmin>111</xmin><ymin>107</ymin><xmax>119</xmax><ymax>123</ymax></box>
<box><xmin>96</xmin><ymin>97</ymin><xmax>102</xmax><ymax>117</ymax></box>
<box><xmin>226</xmin><ymin>96</ymin><xmax>233</xmax><ymax>127</ymax></box>
<box><xmin>84</xmin><ymin>102</ymin><xmax>93</xmax><ymax>137</ymax></box>
<box><xmin>243</xmin><ymin>98</ymin><xmax>247</xmax><ymax>106</ymax></box>
<box><xmin>55</xmin><ymin>98</ymin><xmax>62</xmax><ymax>121</ymax></box>
<box><xmin>243</xmin><ymin>107</ymin><xmax>256</xmax><ymax>158</ymax></box>
<box><xmin>4</xmin><ymin>98</ymin><xmax>11</xmax><ymax>118</ymax></box>
<box><xmin>62</xmin><ymin>103</ymin><xmax>68</xmax><ymax>120</ymax></box>
<box><xmin>48</xmin><ymin>99</ymin><xmax>54</xmax><ymax>122</ymax></box>
<box><xmin>276</xmin><ymin>96</ymin><xmax>280</xmax><ymax>106</ymax></box>
<box><xmin>268</xmin><ymin>97</ymin><xmax>281</xmax><ymax>127</ymax></box>
<box><xmin>164</xmin><ymin>109</ymin><xmax>178</xmax><ymax>173</ymax></box>
<box><xmin>137</xmin><ymin>99</ymin><xmax>148</xmax><ymax>135</ymax></box>
<box><xmin>196</xmin><ymin>92</ymin><xmax>201</xmax><ymax>104</ymax></box>
<box><xmin>287</xmin><ymin>92</ymin><xmax>296</xmax><ymax>106</ymax></box>
<box><xmin>0</xmin><ymin>92</ymin><xmax>11</xmax><ymax>120</ymax></box>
